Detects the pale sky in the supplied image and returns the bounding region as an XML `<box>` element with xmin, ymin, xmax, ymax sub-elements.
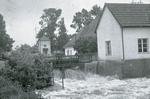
<box><xmin>0</xmin><ymin>0</ymin><xmax>150</xmax><ymax>47</ymax></box>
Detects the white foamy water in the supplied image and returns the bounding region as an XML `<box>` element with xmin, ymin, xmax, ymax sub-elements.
<box><xmin>38</xmin><ymin>69</ymin><xmax>150</xmax><ymax>99</ymax></box>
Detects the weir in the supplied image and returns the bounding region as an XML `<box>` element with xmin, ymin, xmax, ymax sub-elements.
<box><xmin>45</xmin><ymin>54</ymin><xmax>97</xmax><ymax>88</ymax></box>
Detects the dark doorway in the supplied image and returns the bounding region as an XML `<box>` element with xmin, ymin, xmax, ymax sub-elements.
<box><xmin>43</xmin><ymin>48</ymin><xmax>48</xmax><ymax>55</ymax></box>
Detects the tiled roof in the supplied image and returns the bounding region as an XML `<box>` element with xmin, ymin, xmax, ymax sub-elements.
<box><xmin>64</xmin><ymin>15</ymin><xmax>101</xmax><ymax>48</ymax></box>
<box><xmin>106</xmin><ymin>3</ymin><xmax>150</xmax><ymax>27</ymax></box>
<box><xmin>63</xmin><ymin>35</ymin><xmax>76</xmax><ymax>48</ymax></box>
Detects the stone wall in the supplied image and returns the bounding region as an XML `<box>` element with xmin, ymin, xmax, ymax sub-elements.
<box><xmin>84</xmin><ymin>59</ymin><xmax>150</xmax><ymax>79</ymax></box>
<box><xmin>97</xmin><ymin>60</ymin><xmax>123</xmax><ymax>78</ymax></box>
<box><xmin>122</xmin><ymin>59</ymin><xmax>150</xmax><ymax>78</ymax></box>
<box><xmin>84</xmin><ymin>61</ymin><xmax>98</xmax><ymax>74</ymax></box>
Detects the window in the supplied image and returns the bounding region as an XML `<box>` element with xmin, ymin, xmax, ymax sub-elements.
<box><xmin>43</xmin><ymin>48</ymin><xmax>48</xmax><ymax>55</ymax></box>
<box><xmin>138</xmin><ymin>38</ymin><xmax>148</xmax><ymax>53</ymax></box>
<box><xmin>70</xmin><ymin>50</ymin><xmax>72</xmax><ymax>55</ymax></box>
<box><xmin>67</xmin><ymin>50</ymin><xmax>69</xmax><ymax>55</ymax></box>
<box><xmin>44</xmin><ymin>44</ymin><xmax>47</xmax><ymax>47</ymax></box>
<box><xmin>105</xmin><ymin>41</ymin><xmax>111</xmax><ymax>56</ymax></box>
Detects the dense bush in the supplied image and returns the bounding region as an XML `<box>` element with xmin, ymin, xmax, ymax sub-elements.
<box><xmin>0</xmin><ymin>44</ymin><xmax>54</xmax><ymax>93</ymax></box>
<box><xmin>0</xmin><ymin>76</ymin><xmax>41</xmax><ymax>99</ymax></box>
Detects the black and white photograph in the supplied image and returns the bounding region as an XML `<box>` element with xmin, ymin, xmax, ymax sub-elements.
<box><xmin>0</xmin><ymin>0</ymin><xmax>150</xmax><ymax>99</ymax></box>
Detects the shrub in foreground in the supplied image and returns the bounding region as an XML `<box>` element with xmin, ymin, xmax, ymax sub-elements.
<box><xmin>0</xmin><ymin>76</ymin><xmax>42</xmax><ymax>99</ymax></box>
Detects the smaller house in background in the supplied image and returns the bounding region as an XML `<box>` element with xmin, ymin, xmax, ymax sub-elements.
<box><xmin>37</xmin><ymin>36</ymin><xmax>51</xmax><ymax>56</ymax></box>
<box><xmin>64</xmin><ymin>15</ymin><xmax>100</xmax><ymax>56</ymax></box>
<box><xmin>64</xmin><ymin>36</ymin><xmax>77</xmax><ymax>56</ymax></box>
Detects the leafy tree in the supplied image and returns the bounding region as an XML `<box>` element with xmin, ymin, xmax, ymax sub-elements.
<box><xmin>71</xmin><ymin>5</ymin><xmax>102</xmax><ymax>32</ymax></box>
<box><xmin>0</xmin><ymin>45</ymin><xmax>43</xmax><ymax>98</ymax></box>
<box><xmin>0</xmin><ymin>14</ymin><xmax>14</xmax><ymax>53</ymax></box>
<box><xmin>1</xmin><ymin>44</ymin><xmax>53</xmax><ymax>92</ymax></box>
<box><xmin>37</xmin><ymin>8</ymin><xmax>62</xmax><ymax>52</ymax></box>
<box><xmin>90</xmin><ymin>5</ymin><xmax>102</xmax><ymax>18</ymax></box>
<box><xmin>70</xmin><ymin>9</ymin><xmax>93</xmax><ymax>32</ymax></box>
<box><xmin>74</xmin><ymin>37</ymin><xmax>97</xmax><ymax>54</ymax></box>
<box><xmin>57</xmin><ymin>18</ymin><xmax>69</xmax><ymax>51</ymax></box>
<box><xmin>71</xmin><ymin>5</ymin><xmax>101</xmax><ymax>54</ymax></box>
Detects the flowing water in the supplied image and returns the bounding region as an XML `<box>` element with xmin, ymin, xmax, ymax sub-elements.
<box><xmin>38</xmin><ymin>69</ymin><xmax>150</xmax><ymax>99</ymax></box>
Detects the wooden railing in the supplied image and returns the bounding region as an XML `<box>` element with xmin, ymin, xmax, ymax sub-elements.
<box><xmin>45</xmin><ymin>53</ymin><xmax>97</xmax><ymax>68</ymax></box>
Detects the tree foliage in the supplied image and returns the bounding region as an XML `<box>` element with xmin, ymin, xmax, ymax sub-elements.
<box><xmin>70</xmin><ymin>9</ymin><xmax>93</xmax><ymax>32</ymax></box>
<box><xmin>71</xmin><ymin>5</ymin><xmax>101</xmax><ymax>32</ymax></box>
<box><xmin>74</xmin><ymin>37</ymin><xmax>97</xmax><ymax>54</ymax></box>
<box><xmin>37</xmin><ymin>8</ymin><xmax>72</xmax><ymax>53</ymax></box>
<box><xmin>1</xmin><ymin>44</ymin><xmax>53</xmax><ymax>92</ymax></box>
<box><xmin>90</xmin><ymin>5</ymin><xmax>102</xmax><ymax>17</ymax></box>
<box><xmin>37</xmin><ymin>8</ymin><xmax>62</xmax><ymax>51</ymax></box>
<box><xmin>57</xmin><ymin>18</ymin><xmax>70</xmax><ymax>51</ymax></box>
<box><xmin>71</xmin><ymin>5</ymin><xmax>101</xmax><ymax>54</ymax></box>
<box><xmin>0</xmin><ymin>14</ymin><xmax>14</xmax><ymax>52</ymax></box>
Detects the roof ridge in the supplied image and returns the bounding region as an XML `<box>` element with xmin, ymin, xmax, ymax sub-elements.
<box><xmin>105</xmin><ymin>3</ymin><xmax>150</xmax><ymax>5</ymax></box>
<box><xmin>105</xmin><ymin>3</ymin><xmax>150</xmax><ymax>27</ymax></box>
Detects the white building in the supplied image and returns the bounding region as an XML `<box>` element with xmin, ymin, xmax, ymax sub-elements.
<box><xmin>64</xmin><ymin>47</ymin><xmax>77</xmax><ymax>56</ymax></box>
<box><xmin>64</xmin><ymin>36</ymin><xmax>77</xmax><ymax>56</ymax></box>
<box><xmin>96</xmin><ymin>3</ymin><xmax>150</xmax><ymax>61</ymax></box>
<box><xmin>37</xmin><ymin>36</ymin><xmax>51</xmax><ymax>56</ymax></box>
